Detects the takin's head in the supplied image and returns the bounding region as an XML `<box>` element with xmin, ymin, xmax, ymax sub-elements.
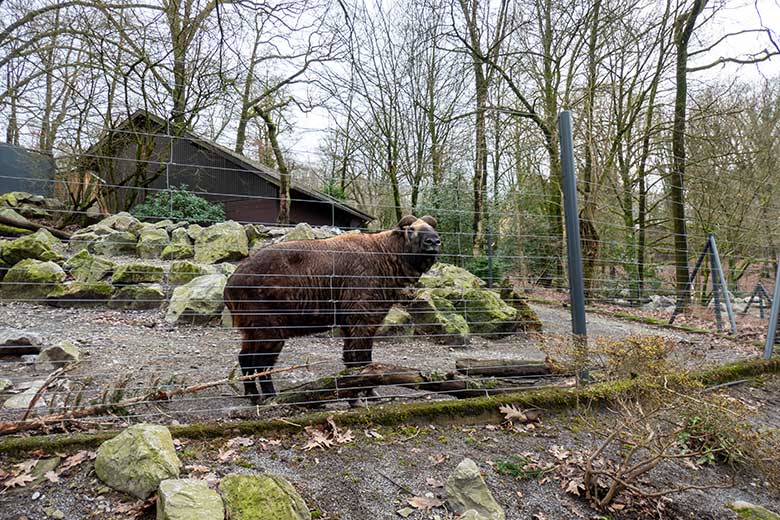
<box><xmin>394</xmin><ymin>215</ymin><xmax>441</xmax><ymax>273</ymax></box>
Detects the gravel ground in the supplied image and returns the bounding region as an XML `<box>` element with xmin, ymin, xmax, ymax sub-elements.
<box><xmin>0</xmin><ymin>299</ymin><xmax>764</xmax><ymax>426</ymax></box>
<box><xmin>1</xmin><ymin>374</ymin><xmax>778</xmax><ymax>520</ymax></box>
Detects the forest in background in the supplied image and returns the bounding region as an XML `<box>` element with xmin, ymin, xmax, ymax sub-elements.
<box><xmin>1</xmin><ymin>0</ymin><xmax>779</xmax><ymax>306</ymax></box>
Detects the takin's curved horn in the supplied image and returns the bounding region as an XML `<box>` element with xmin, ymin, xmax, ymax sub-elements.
<box><xmin>397</xmin><ymin>215</ymin><xmax>417</xmax><ymax>228</ymax></box>
<box><xmin>419</xmin><ymin>215</ymin><xmax>437</xmax><ymax>229</ymax></box>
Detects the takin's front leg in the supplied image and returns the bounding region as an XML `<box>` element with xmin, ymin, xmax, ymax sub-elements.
<box><xmin>342</xmin><ymin>336</ymin><xmax>374</xmax><ymax>367</ymax></box>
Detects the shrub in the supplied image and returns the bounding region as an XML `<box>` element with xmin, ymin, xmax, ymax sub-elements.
<box><xmin>131</xmin><ymin>185</ymin><xmax>225</xmax><ymax>224</ymax></box>
<box><xmin>465</xmin><ymin>256</ymin><xmax>507</xmax><ymax>286</ymax></box>
<box><xmin>322</xmin><ymin>180</ymin><xmax>347</xmax><ymax>201</ymax></box>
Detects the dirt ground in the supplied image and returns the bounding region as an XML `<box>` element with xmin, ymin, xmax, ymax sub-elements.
<box><xmin>0</xmin><ymin>298</ymin><xmax>765</xmax><ymax>426</ymax></box>
<box><xmin>0</xmin><ymin>372</ymin><xmax>778</xmax><ymax>520</ymax></box>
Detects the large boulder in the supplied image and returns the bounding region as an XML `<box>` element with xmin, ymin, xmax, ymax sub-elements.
<box><xmin>376</xmin><ymin>306</ymin><xmax>413</xmax><ymax>340</ymax></box>
<box><xmin>220</xmin><ymin>473</ymin><xmax>311</xmax><ymax>520</ymax></box>
<box><xmin>1</xmin><ymin>259</ymin><xmax>65</xmax><ymax>300</ymax></box>
<box><xmin>419</xmin><ymin>263</ymin><xmax>485</xmax><ymax>290</ymax></box>
<box><xmin>170</xmin><ymin>227</ymin><xmax>192</xmax><ymax>246</ymax></box>
<box><xmin>168</xmin><ymin>261</ymin><xmax>213</xmax><ymax>285</ymax></box>
<box><xmin>91</xmin><ymin>230</ymin><xmax>138</xmax><ymax>256</ymax></box>
<box><xmin>137</xmin><ymin>227</ymin><xmax>170</xmax><ymax>259</ymax></box>
<box><xmin>64</xmin><ymin>250</ymin><xmax>116</xmax><ymax>282</ymax></box>
<box><xmin>157</xmin><ymin>479</ymin><xmax>224</xmax><ymax>520</ymax></box>
<box><xmin>447</xmin><ymin>288</ymin><xmax>519</xmax><ymax>337</ymax></box>
<box><xmin>728</xmin><ymin>501</ymin><xmax>780</xmax><ymax>520</ymax></box>
<box><xmin>0</xmin><ymin>328</ymin><xmax>43</xmax><ymax>355</ymax></box>
<box><xmin>280</xmin><ymin>222</ymin><xmax>316</xmax><ymax>242</ymax></box>
<box><xmin>411</xmin><ymin>291</ymin><xmax>469</xmax><ymax>345</ymax></box>
<box><xmin>110</xmin><ymin>284</ymin><xmax>166</xmax><ymax>310</ymax></box>
<box><xmin>96</xmin><ymin>212</ymin><xmax>145</xmax><ymax>236</ymax></box>
<box><xmin>1</xmin><ymin>229</ymin><xmax>65</xmax><ymax>265</ymax></box>
<box><xmin>161</xmin><ymin>243</ymin><xmax>194</xmax><ymax>260</ymax></box>
<box><xmin>112</xmin><ymin>263</ymin><xmax>165</xmax><ymax>285</ymax></box>
<box><xmin>94</xmin><ymin>423</ymin><xmax>181</xmax><ymax>499</ymax></box>
<box><xmin>166</xmin><ymin>274</ymin><xmax>227</xmax><ymax>324</ymax></box>
<box><xmin>194</xmin><ymin>221</ymin><xmax>248</xmax><ymax>264</ymax></box>
<box><xmin>45</xmin><ymin>281</ymin><xmax>113</xmax><ymax>307</ymax></box>
<box><xmin>445</xmin><ymin>459</ymin><xmax>505</xmax><ymax>520</ymax></box>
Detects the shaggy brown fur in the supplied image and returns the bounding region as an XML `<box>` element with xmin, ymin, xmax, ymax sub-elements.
<box><xmin>224</xmin><ymin>215</ymin><xmax>440</xmax><ymax>402</ymax></box>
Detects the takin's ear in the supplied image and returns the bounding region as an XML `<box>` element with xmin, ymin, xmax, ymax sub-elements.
<box><xmin>397</xmin><ymin>215</ymin><xmax>418</xmax><ymax>228</ymax></box>
<box><xmin>419</xmin><ymin>215</ymin><xmax>437</xmax><ymax>229</ymax></box>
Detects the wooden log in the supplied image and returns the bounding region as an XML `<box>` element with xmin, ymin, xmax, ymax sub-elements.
<box><xmin>0</xmin><ymin>214</ymin><xmax>72</xmax><ymax>240</ymax></box>
<box><xmin>269</xmin><ymin>362</ymin><xmax>550</xmax><ymax>406</ymax></box>
<box><xmin>455</xmin><ymin>358</ymin><xmax>551</xmax><ymax>378</ymax></box>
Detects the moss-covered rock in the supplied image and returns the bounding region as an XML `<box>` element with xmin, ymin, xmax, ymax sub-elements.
<box><xmin>280</xmin><ymin>222</ymin><xmax>316</xmax><ymax>242</ymax></box>
<box><xmin>170</xmin><ymin>227</ymin><xmax>192</xmax><ymax>246</ymax></box>
<box><xmin>137</xmin><ymin>227</ymin><xmax>170</xmax><ymax>259</ymax></box>
<box><xmin>1</xmin><ymin>259</ymin><xmax>65</xmax><ymax>300</ymax></box>
<box><xmin>110</xmin><ymin>284</ymin><xmax>166</xmax><ymax>310</ymax></box>
<box><xmin>92</xmin><ymin>230</ymin><xmax>138</xmax><ymax>256</ymax></box>
<box><xmin>0</xmin><ymin>207</ymin><xmax>31</xmax><ymax>225</ymax></box>
<box><xmin>45</xmin><ymin>281</ymin><xmax>113</xmax><ymax>307</ymax></box>
<box><xmin>449</xmin><ymin>288</ymin><xmax>518</xmax><ymax>337</ymax></box>
<box><xmin>729</xmin><ymin>501</ymin><xmax>780</xmax><ymax>520</ymax></box>
<box><xmin>168</xmin><ymin>261</ymin><xmax>212</xmax><ymax>285</ymax></box>
<box><xmin>162</xmin><ymin>243</ymin><xmax>194</xmax><ymax>260</ymax></box>
<box><xmin>445</xmin><ymin>459</ymin><xmax>505</xmax><ymax>520</ymax></box>
<box><xmin>194</xmin><ymin>221</ymin><xmax>248</xmax><ymax>264</ymax></box>
<box><xmin>112</xmin><ymin>263</ymin><xmax>165</xmax><ymax>285</ymax></box>
<box><xmin>166</xmin><ymin>274</ymin><xmax>226</xmax><ymax>324</ymax></box>
<box><xmin>376</xmin><ymin>306</ymin><xmax>413</xmax><ymax>340</ymax></box>
<box><xmin>157</xmin><ymin>478</ymin><xmax>224</xmax><ymax>520</ymax></box>
<box><xmin>411</xmin><ymin>291</ymin><xmax>469</xmax><ymax>345</ymax></box>
<box><xmin>95</xmin><ymin>423</ymin><xmax>181</xmax><ymax>499</ymax></box>
<box><xmin>64</xmin><ymin>250</ymin><xmax>116</xmax><ymax>282</ymax></box>
<box><xmin>96</xmin><ymin>212</ymin><xmax>145</xmax><ymax>236</ymax></box>
<box><xmin>1</xmin><ymin>229</ymin><xmax>65</xmax><ymax>265</ymax></box>
<box><xmin>418</xmin><ymin>263</ymin><xmax>485</xmax><ymax>290</ymax></box>
<box><xmin>220</xmin><ymin>473</ymin><xmax>311</xmax><ymax>520</ymax></box>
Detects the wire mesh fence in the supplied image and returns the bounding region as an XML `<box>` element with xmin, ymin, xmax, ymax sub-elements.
<box><xmin>0</xmin><ymin>122</ymin><xmax>777</xmax><ymax>437</ymax></box>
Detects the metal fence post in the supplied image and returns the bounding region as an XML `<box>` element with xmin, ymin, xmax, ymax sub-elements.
<box><xmin>487</xmin><ymin>224</ymin><xmax>494</xmax><ymax>288</ymax></box>
<box><xmin>558</xmin><ymin>111</ymin><xmax>588</xmax><ymax>377</ymax></box>
<box><xmin>764</xmin><ymin>262</ymin><xmax>780</xmax><ymax>359</ymax></box>
<box><xmin>708</xmin><ymin>233</ymin><xmax>737</xmax><ymax>336</ymax></box>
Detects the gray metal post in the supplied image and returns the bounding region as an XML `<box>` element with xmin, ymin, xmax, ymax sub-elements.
<box><xmin>708</xmin><ymin>233</ymin><xmax>737</xmax><ymax>336</ymax></box>
<box><xmin>709</xmin><ymin>237</ymin><xmax>724</xmax><ymax>333</ymax></box>
<box><xmin>487</xmin><ymin>225</ymin><xmax>494</xmax><ymax>289</ymax></box>
<box><xmin>558</xmin><ymin>111</ymin><xmax>587</xmax><ymax>344</ymax></box>
<box><xmin>764</xmin><ymin>262</ymin><xmax>780</xmax><ymax>359</ymax></box>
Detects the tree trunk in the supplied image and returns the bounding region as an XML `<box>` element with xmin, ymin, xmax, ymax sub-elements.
<box><xmin>260</xmin><ymin>110</ymin><xmax>291</xmax><ymax>224</ymax></box>
<box><xmin>670</xmin><ymin>0</ymin><xmax>707</xmax><ymax>313</ymax></box>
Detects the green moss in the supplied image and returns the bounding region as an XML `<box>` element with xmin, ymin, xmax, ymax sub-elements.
<box><xmin>220</xmin><ymin>473</ymin><xmax>310</xmax><ymax>520</ymax></box>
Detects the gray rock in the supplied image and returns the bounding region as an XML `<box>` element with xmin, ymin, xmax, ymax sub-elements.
<box><xmin>186</xmin><ymin>224</ymin><xmax>204</xmax><ymax>241</ymax></box>
<box><xmin>161</xmin><ymin>243</ymin><xmax>194</xmax><ymax>260</ymax></box>
<box><xmin>194</xmin><ymin>221</ymin><xmax>248</xmax><ymax>264</ymax></box>
<box><xmin>1</xmin><ymin>229</ymin><xmax>65</xmax><ymax>265</ymax></box>
<box><xmin>95</xmin><ymin>423</ymin><xmax>181</xmax><ymax>499</ymax></box>
<box><xmin>280</xmin><ymin>222</ymin><xmax>316</xmax><ymax>242</ymax></box>
<box><xmin>137</xmin><ymin>227</ymin><xmax>170</xmax><ymax>259</ymax></box>
<box><xmin>0</xmin><ymin>378</ymin><xmax>11</xmax><ymax>392</ymax></box>
<box><xmin>112</xmin><ymin>263</ymin><xmax>165</xmax><ymax>285</ymax></box>
<box><xmin>157</xmin><ymin>478</ymin><xmax>224</xmax><ymax>520</ymax></box>
<box><xmin>1</xmin><ymin>259</ymin><xmax>66</xmax><ymax>300</ymax></box>
<box><xmin>170</xmin><ymin>227</ymin><xmax>192</xmax><ymax>246</ymax></box>
<box><xmin>0</xmin><ymin>328</ymin><xmax>43</xmax><ymax>355</ymax></box>
<box><xmin>92</xmin><ymin>230</ymin><xmax>138</xmax><ymax>256</ymax></box>
<box><xmin>3</xmin><ymin>380</ymin><xmax>46</xmax><ymax>409</ymax></box>
<box><xmin>110</xmin><ymin>284</ymin><xmax>166</xmax><ymax>310</ymax></box>
<box><xmin>36</xmin><ymin>340</ymin><xmax>80</xmax><ymax>369</ymax></box>
<box><xmin>45</xmin><ymin>281</ymin><xmax>113</xmax><ymax>307</ymax></box>
<box><xmin>445</xmin><ymin>459</ymin><xmax>505</xmax><ymax>520</ymax></box>
<box><xmin>165</xmin><ymin>274</ymin><xmax>227</xmax><ymax>325</ymax></box>
<box><xmin>64</xmin><ymin>250</ymin><xmax>116</xmax><ymax>283</ymax></box>
<box><xmin>96</xmin><ymin>212</ymin><xmax>145</xmax><ymax>236</ymax></box>
<box><xmin>168</xmin><ymin>261</ymin><xmax>213</xmax><ymax>285</ymax></box>
<box><xmin>728</xmin><ymin>501</ymin><xmax>780</xmax><ymax>520</ymax></box>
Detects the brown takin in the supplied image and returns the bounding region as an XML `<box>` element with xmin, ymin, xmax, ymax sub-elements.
<box><xmin>224</xmin><ymin>215</ymin><xmax>441</xmax><ymax>403</ymax></box>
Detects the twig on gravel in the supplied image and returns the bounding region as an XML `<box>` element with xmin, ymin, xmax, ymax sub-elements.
<box><xmin>0</xmin><ymin>362</ymin><xmax>319</xmax><ymax>436</ymax></box>
<box><xmin>377</xmin><ymin>470</ymin><xmax>414</xmax><ymax>495</ymax></box>
<box><xmin>701</xmin><ymin>379</ymin><xmax>750</xmax><ymax>392</ymax></box>
<box><xmin>21</xmin><ymin>364</ymin><xmax>79</xmax><ymax>421</ymax></box>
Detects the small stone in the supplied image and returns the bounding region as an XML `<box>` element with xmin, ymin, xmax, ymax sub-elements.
<box><xmin>729</xmin><ymin>501</ymin><xmax>780</xmax><ymax>520</ymax></box>
<box><xmin>36</xmin><ymin>340</ymin><xmax>80</xmax><ymax>369</ymax></box>
<box><xmin>445</xmin><ymin>459</ymin><xmax>505</xmax><ymax>520</ymax></box>
<box><xmin>30</xmin><ymin>457</ymin><xmax>61</xmax><ymax>485</ymax></box>
<box><xmin>0</xmin><ymin>378</ymin><xmax>11</xmax><ymax>392</ymax></box>
<box><xmin>2</xmin><ymin>380</ymin><xmax>46</xmax><ymax>409</ymax></box>
<box><xmin>52</xmin><ymin>511</ymin><xmax>65</xmax><ymax>520</ymax></box>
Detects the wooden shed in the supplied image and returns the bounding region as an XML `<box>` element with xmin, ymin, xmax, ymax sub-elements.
<box><xmin>81</xmin><ymin>110</ymin><xmax>373</xmax><ymax>229</ymax></box>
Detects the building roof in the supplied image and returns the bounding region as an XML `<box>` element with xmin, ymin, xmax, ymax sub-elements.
<box><xmin>88</xmin><ymin>110</ymin><xmax>374</xmax><ymax>224</ymax></box>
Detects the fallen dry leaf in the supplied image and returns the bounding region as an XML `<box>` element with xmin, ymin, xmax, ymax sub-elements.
<box><xmin>429</xmin><ymin>453</ymin><xmax>447</xmax><ymax>465</ymax></box>
<box><xmin>58</xmin><ymin>451</ymin><xmax>95</xmax><ymax>474</ymax></box>
<box><xmin>13</xmin><ymin>460</ymin><xmax>38</xmax><ymax>475</ymax></box>
<box><xmin>303</xmin><ymin>426</ymin><xmax>334</xmax><ymax>451</ymax></box>
<box><xmin>185</xmin><ymin>464</ymin><xmax>210</xmax><ymax>475</ymax></box>
<box><xmin>364</xmin><ymin>429</ymin><xmax>384</xmax><ymax>439</ymax></box>
<box><xmin>549</xmin><ymin>445</ymin><xmax>571</xmax><ymax>461</ymax></box>
<box><xmin>217</xmin><ymin>448</ymin><xmax>236</xmax><ymax>462</ymax></box>
<box><xmin>43</xmin><ymin>471</ymin><xmax>60</xmax><ymax>484</ymax></box>
<box><xmin>565</xmin><ymin>478</ymin><xmax>583</xmax><ymax>496</ymax></box>
<box><xmin>226</xmin><ymin>437</ymin><xmax>254</xmax><ymax>449</ymax></box>
<box><xmin>407</xmin><ymin>495</ymin><xmax>443</xmax><ymax>510</ymax></box>
<box><xmin>3</xmin><ymin>473</ymin><xmax>35</xmax><ymax>489</ymax></box>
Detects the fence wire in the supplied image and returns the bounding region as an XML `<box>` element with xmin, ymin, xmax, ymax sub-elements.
<box><xmin>0</xmin><ymin>142</ymin><xmax>777</xmax><ymax>436</ymax></box>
